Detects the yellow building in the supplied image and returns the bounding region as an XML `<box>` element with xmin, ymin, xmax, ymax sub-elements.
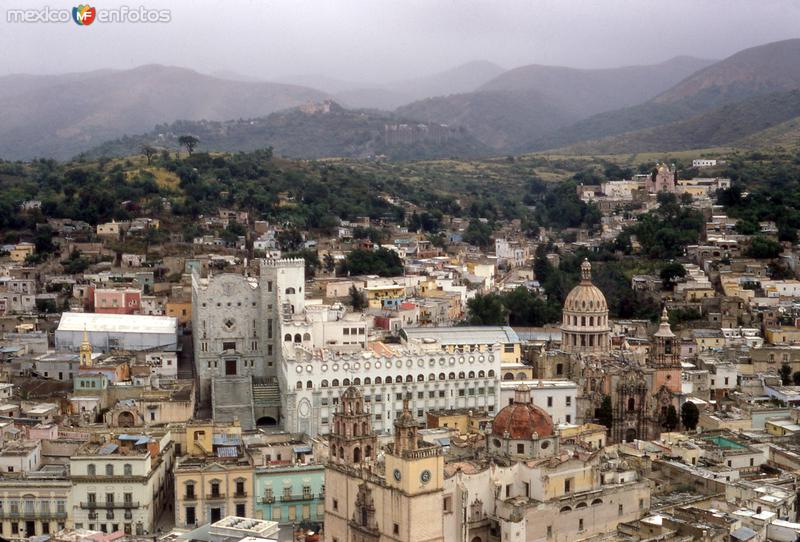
<box><xmin>766</xmin><ymin>327</ymin><xmax>800</xmax><ymax>346</ymax></box>
<box><xmin>9</xmin><ymin>243</ymin><xmax>34</xmax><ymax>263</ymax></box>
<box><xmin>173</xmin><ymin>422</ymin><xmax>254</xmax><ymax>528</ymax></box>
<box><xmin>765</xmin><ymin>418</ymin><xmax>800</xmax><ymax>437</ymax></box>
<box><xmin>364</xmin><ymin>284</ymin><xmax>405</xmax><ymax>309</ymax></box>
<box><xmin>426</xmin><ymin>408</ymin><xmax>491</xmax><ymax>435</ymax></box>
<box><xmin>166</xmin><ymin>300</ymin><xmax>192</xmax><ymax>326</ymax></box>
<box><xmin>325</xmin><ymin>389</ymin><xmax>445</xmax><ymax>542</ymax></box>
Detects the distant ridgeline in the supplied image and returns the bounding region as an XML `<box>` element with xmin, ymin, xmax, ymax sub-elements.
<box><xmin>85</xmin><ymin>100</ymin><xmax>491</xmax><ymax>161</ymax></box>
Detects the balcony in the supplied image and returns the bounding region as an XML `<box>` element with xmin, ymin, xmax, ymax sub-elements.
<box><xmin>233</xmin><ymin>491</ymin><xmax>247</xmax><ymax>498</ymax></box>
<box><xmin>0</xmin><ymin>510</ymin><xmax>68</xmax><ymax>520</ymax></box>
<box><xmin>80</xmin><ymin>501</ymin><xmax>140</xmax><ymax>509</ymax></box>
<box><xmin>206</xmin><ymin>493</ymin><xmax>225</xmax><ymax>501</ymax></box>
<box><xmin>279</xmin><ymin>493</ymin><xmax>318</xmax><ymax>502</ymax></box>
<box><xmin>183</xmin><ymin>493</ymin><xmax>198</xmax><ymax>501</ymax></box>
<box><xmin>260</xmin><ymin>496</ymin><xmax>275</xmax><ymax>504</ymax></box>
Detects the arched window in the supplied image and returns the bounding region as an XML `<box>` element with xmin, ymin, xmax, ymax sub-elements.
<box><xmin>294</xmin><ymin>334</ymin><xmax>302</xmax><ymax>343</ymax></box>
<box><xmin>353</xmin><ymin>378</ymin><xmax>361</xmax><ymax>385</ymax></box>
<box><xmin>478</xmin><ymin>370</ymin><xmax>485</xmax><ymax>377</ymax></box>
<box><xmin>438</xmin><ymin>373</ymin><xmax>446</xmax><ymax>380</ymax></box>
<box><xmin>429</xmin><ymin>373</ymin><xmax>436</xmax><ymax>381</ymax></box>
<box><xmin>105</xmin><ymin>464</ymin><xmax>114</xmax><ymax>476</ymax></box>
<box><xmin>488</xmin><ymin>370</ymin><xmax>496</xmax><ymax>377</ymax></box>
<box><xmin>303</xmin><ymin>333</ymin><xmax>311</xmax><ymax>341</ymax></box>
<box><xmin>285</xmin><ymin>287</ymin><xmax>296</xmax><ymax>294</ymax></box>
<box><xmin>469</xmin><ymin>371</ymin><xmax>475</xmax><ymax>378</ymax></box>
<box><xmin>343</xmin><ymin>378</ymin><xmax>351</xmax><ymax>386</ymax></box>
<box><xmin>628</xmin><ymin>397</ymin><xmax>635</xmax><ymax>411</ymax></box>
<box><xmin>448</xmin><ymin>372</ymin><xmax>455</xmax><ymax>380</ymax></box>
<box><xmin>405</xmin><ymin>375</ymin><xmax>413</xmax><ymax>383</ymax></box>
<box><xmin>395</xmin><ymin>376</ymin><xmax>403</xmax><ymax>384</ymax></box>
<box><xmin>364</xmin><ymin>377</ymin><xmax>371</xmax><ymax>385</ymax></box>
<box><xmin>503</xmin><ymin>373</ymin><xmax>514</xmax><ymax>381</ymax></box>
<box><xmin>321</xmin><ymin>380</ymin><xmax>329</xmax><ymax>388</ymax></box>
<box><xmin>353</xmin><ymin>447</ymin><xmax>361</xmax><ymax>463</ymax></box>
<box><xmin>284</xmin><ymin>334</ymin><xmax>292</xmax><ymax>342</ymax></box>
<box><xmin>306</xmin><ymin>380</ymin><xmax>313</xmax><ymax>389</ymax></box>
<box><xmin>332</xmin><ymin>379</ymin><xmax>339</xmax><ymax>387</ymax></box>
<box><xmin>516</xmin><ymin>372</ymin><xmax>525</xmax><ymax>380</ymax></box>
<box><xmin>417</xmin><ymin>374</ymin><xmax>424</xmax><ymax>382</ymax></box>
<box><xmin>123</xmin><ymin>464</ymin><xmax>132</xmax><ymax>476</ymax></box>
<box><xmin>87</xmin><ymin>464</ymin><xmax>96</xmax><ymax>476</ymax></box>
<box><xmin>374</xmin><ymin>377</ymin><xmax>382</xmax><ymax>384</ymax></box>
<box><xmin>560</xmin><ymin>506</ymin><xmax>571</xmax><ymax>513</ymax></box>
<box><xmin>296</xmin><ymin>381</ymin><xmax>303</xmax><ymax>389</ymax></box>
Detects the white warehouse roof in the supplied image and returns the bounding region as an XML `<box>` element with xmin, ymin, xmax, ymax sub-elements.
<box><xmin>57</xmin><ymin>312</ymin><xmax>177</xmax><ymax>335</ymax></box>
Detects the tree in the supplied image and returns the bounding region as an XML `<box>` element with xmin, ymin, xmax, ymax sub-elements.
<box><xmin>465</xmin><ymin>294</ymin><xmax>507</xmax><ymax>325</ymax></box>
<box><xmin>33</xmin><ymin>225</ymin><xmax>56</xmax><ymax>255</ymax></box>
<box><xmin>663</xmin><ymin>405</ymin><xmax>679</xmax><ymax>431</ymax></box>
<box><xmin>780</xmin><ymin>363</ymin><xmax>792</xmax><ymax>385</ymax></box>
<box><xmin>286</xmin><ymin>249</ymin><xmax>320</xmax><ymax>279</ymax></box>
<box><xmin>141</xmin><ymin>144</ymin><xmax>157</xmax><ymax>165</ymax></box>
<box><xmin>323</xmin><ymin>253</ymin><xmax>336</xmax><ymax>274</ymax></box>
<box><xmin>597</xmin><ymin>395</ymin><xmax>613</xmax><ymax>430</ymax></box>
<box><xmin>178</xmin><ymin>135</ymin><xmax>199</xmax><ymax>156</ymax></box>
<box><xmin>747</xmin><ymin>236</ymin><xmax>782</xmax><ymax>259</ymax></box>
<box><xmin>348</xmin><ymin>285</ymin><xmax>367</xmax><ymax>311</ymax></box>
<box><xmin>340</xmin><ymin>248</ymin><xmax>403</xmax><ymax>277</ymax></box>
<box><xmin>681</xmin><ymin>402</ymin><xmax>699</xmax><ymax>431</ymax></box>
<box><xmin>660</xmin><ymin>262</ymin><xmax>686</xmax><ymax>289</ymax></box>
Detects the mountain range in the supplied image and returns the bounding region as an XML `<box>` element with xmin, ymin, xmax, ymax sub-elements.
<box><xmin>2</xmin><ymin>38</ymin><xmax>800</xmax><ymax>161</ymax></box>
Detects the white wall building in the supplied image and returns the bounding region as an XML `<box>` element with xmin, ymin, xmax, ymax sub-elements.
<box><xmin>279</xmin><ymin>341</ymin><xmax>502</xmax><ymax>437</ymax></box>
<box><xmin>55</xmin><ymin>313</ymin><xmax>178</xmax><ymax>352</ymax></box>
<box><xmin>500</xmin><ymin>380</ymin><xmax>578</xmax><ymax>425</ymax></box>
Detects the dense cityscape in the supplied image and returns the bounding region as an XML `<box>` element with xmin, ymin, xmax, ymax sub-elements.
<box><xmin>3</xmin><ymin>2</ymin><xmax>800</xmax><ymax>542</ymax></box>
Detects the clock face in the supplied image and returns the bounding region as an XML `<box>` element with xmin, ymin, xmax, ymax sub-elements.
<box><xmin>393</xmin><ymin>469</ymin><xmax>401</xmax><ymax>481</ymax></box>
<box><xmin>420</xmin><ymin>470</ymin><xmax>431</xmax><ymax>484</ymax></box>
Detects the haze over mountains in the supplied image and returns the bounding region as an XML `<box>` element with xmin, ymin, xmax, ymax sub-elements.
<box><xmin>2</xmin><ymin>38</ymin><xmax>800</xmax><ymax>161</ymax></box>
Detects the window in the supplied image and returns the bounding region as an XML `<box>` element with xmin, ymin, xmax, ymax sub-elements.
<box><xmin>106</xmin><ymin>464</ymin><xmax>114</xmax><ymax>476</ymax></box>
<box><xmin>517</xmin><ymin>443</ymin><xmax>524</xmax><ymax>454</ymax></box>
<box><xmin>547</xmin><ymin>396</ymin><xmax>553</xmax><ymax>407</ymax></box>
<box><xmin>236</xmin><ymin>480</ymin><xmax>245</xmax><ymax>495</ymax></box>
<box><xmin>124</xmin><ymin>493</ymin><xmax>132</xmax><ymax>505</ymax></box>
<box><xmin>443</xmin><ymin>495</ymin><xmax>453</xmax><ymax>513</ymax></box>
<box><xmin>123</xmin><ymin>464</ymin><xmax>132</xmax><ymax>476</ymax></box>
<box><xmin>564</xmin><ymin>479</ymin><xmax>572</xmax><ymax>493</ymax></box>
<box><xmin>332</xmin><ymin>499</ymin><xmax>338</xmax><ymax>511</ymax></box>
<box><xmin>566</xmin><ymin>396</ymin><xmax>571</xmax><ymax>406</ymax></box>
<box><xmin>211</xmin><ymin>481</ymin><xmax>220</xmax><ymax>497</ymax></box>
<box><xmin>393</xmin><ymin>524</ymin><xmax>400</xmax><ymax>536</ymax></box>
<box><xmin>547</xmin><ymin>526</ymin><xmax>552</xmax><ymax>538</ymax></box>
<box><xmin>618</xmin><ymin>504</ymin><xmax>623</xmax><ymax>516</ymax></box>
<box><xmin>223</xmin><ymin>341</ymin><xmax>236</xmax><ymax>351</ymax></box>
<box><xmin>185</xmin><ymin>483</ymin><xmax>195</xmax><ymax>499</ymax></box>
<box><xmin>236</xmin><ymin>503</ymin><xmax>245</xmax><ymax>517</ymax></box>
<box><xmin>504</xmin><ymin>344</ymin><xmax>515</xmax><ymax>353</ymax></box>
<box><xmin>88</xmin><ymin>465</ymin><xmax>96</xmax><ymax>476</ymax></box>
<box><xmin>579</xmin><ymin>519</ymin><xmax>584</xmax><ymax>531</ymax></box>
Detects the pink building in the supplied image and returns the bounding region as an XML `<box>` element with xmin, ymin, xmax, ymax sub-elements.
<box><xmin>27</xmin><ymin>423</ymin><xmax>58</xmax><ymax>441</ymax></box>
<box><xmin>91</xmin><ymin>287</ymin><xmax>141</xmax><ymax>314</ymax></box>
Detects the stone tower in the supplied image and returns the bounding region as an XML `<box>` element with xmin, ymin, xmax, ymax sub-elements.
<box><xmin>328</xmin><ymin>386</ymin><xmax>376</xmax><ymax>466</ymax></box>
<box><xmin>79</xmin><ymin>328</ymin><xmax>92</xmax><ymax>367</ymax></box>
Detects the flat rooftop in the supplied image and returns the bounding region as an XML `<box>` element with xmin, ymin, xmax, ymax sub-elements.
<box><xmin>403</xmin><ymin>326</ymin><xmax>520</xmax><ymax>345</ymax></box>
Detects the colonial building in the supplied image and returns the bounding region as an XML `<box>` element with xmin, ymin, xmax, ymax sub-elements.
<box><xmin>173</xmin><ymin>422</ymin><xmax>254</xmax><ymax>529</ymax></box>
<box><xmin>70</xmin><ymin>431</ymin><xmax>175</xmax><ymax>536</ymax></box>
<box><xmin>324</xmin><ymin>387</ymin><xmax>445</xmax><ymax>542</ymax></box>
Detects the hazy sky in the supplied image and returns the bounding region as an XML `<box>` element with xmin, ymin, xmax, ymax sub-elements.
<box><xmin>0</xmin><ymin>0</ymin><xmax>798</xmax><ymax>84</ymax></box>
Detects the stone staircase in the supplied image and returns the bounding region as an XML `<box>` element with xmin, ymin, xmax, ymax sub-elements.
<box><xmin>211</xmin><ymin>376</ymin><xmax>256</xmax><ymax>430</ymax></box>
<box><xmin>252</xmin><ymin>380</ymin><xmax>281</xmax><ymax>408</ymax></box>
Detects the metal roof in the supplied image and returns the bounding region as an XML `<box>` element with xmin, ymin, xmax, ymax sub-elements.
<box><xmin>57</xmin><ymin>312</ymin><xmax>177</xmax><ymax>335</ymax></box>
<box><xmin>403</xmin><ymin>326</ymin><xmax>520</xmax><ymax>345</ymax></box>
<box><xmin>216</xmin><ymin>446</ymin><xmax>238</xmax><ymax>458</ymax></box>
<box><xmin>98</xmin><ymin>443</ymin><xmax>118</xmax><ymax>455</ymax></box>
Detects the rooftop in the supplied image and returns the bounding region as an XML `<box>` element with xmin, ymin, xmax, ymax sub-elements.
<box><xmin>403</xmin><ymin>325</ymin><xmax>520</xmax><ymax>345</ymax></box>
<box><xmin>57</xmin><ymin>312</ymin><xmax>177</xmax><ymax>335</ymax></box>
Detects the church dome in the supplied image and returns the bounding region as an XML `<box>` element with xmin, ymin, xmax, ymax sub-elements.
<box><xmin>491</xmin><ymin>385</ymin><xmax>554</xmax><ymax>439</ymax></box>
<box><xmin>564</xmin><ymin>260</ymin><xmax>608</xmax><ymax>313</ymax></box>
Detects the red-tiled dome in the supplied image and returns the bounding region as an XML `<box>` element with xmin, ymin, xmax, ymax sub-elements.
<box><xmin>492</xmin><ymin>385</ymin><xmax>554</xmax><ymax>439</ymax></box>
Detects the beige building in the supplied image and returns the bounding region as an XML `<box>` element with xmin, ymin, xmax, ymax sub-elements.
<box><xmin>0</xmin><ymin>465</ymin><xmax>71</xmax><ymax>538</ymax></box>
<box><xmin>325</xmin><ymin>387</ymin><xmax>445</xmax><ymax>542</ymax></box>
<box><xmin>173</xmin><ymin>422</ymin><xmax>254</xmax><ymax>528</ymax></box>
<box><xmin>70</xmin><ymin>431</ymin><xmax>175</xmax><ymax>536</ymax></box>
<box><xmin>9</xmin><ymin>243</ymin><xmax>34</xmax><ymax>263</ymax></box>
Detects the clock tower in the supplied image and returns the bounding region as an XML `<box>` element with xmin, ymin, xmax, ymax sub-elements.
<box><xmin>385</xmin><ymin>397</ymin><xmax>444</xmax><ymax>496</ymax></box>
